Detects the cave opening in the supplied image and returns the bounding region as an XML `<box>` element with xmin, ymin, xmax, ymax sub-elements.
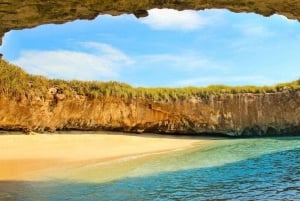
<box><xmin>1</xmin><ymin>9</ymin><xmax>300</xmax><ymax>87</ymax></box>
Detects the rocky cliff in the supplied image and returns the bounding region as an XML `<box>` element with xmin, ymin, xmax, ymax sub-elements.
<box><xmin>1</xmin><ymin>85</ymin><xmax>299</xmax><ymax>137</ymax></box>
<box><xmin>1</xmin><ymin>0</ymin><xmax>300</xmax><ymax>46</ymax></box>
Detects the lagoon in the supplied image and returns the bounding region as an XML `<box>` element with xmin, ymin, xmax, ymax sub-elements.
<box><xmin>1</xmin><ymin>136</ymin><xmax>299</xmax><ymax>200</ymax></box>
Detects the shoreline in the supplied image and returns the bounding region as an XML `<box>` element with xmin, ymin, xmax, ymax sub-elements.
<box><xmin>0</xmin><ymin>129</ymin><xmax>232</xmax><ymax>138</ymax></box>
<box><xmin>0</xmin><ymin>132</ymin><xmax>214</xmax><ymax>181</ymax></box>
<box><xmin>1</xmin><ymin>129</ymin><xmax>299</xmax><ymax>138</ymax></box>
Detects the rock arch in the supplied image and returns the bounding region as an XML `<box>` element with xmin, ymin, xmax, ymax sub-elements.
<box><xmin>1</xmin><ymin>0</ymin><xmax>300</xmax><ymax>45</ymax></box>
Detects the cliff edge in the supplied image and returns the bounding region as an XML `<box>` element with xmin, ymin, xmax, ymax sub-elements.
<box><xmin>1</xmin><ymin>59</ymin><xmax>299</xmax><ymax>136</ymax></box>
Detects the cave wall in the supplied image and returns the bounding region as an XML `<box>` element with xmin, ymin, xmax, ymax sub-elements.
<box><xmin>1</xmin><ymin>0</ymin><xmax>300</xmax><ymax>45</ymax></box>
<box><xmin>1</xmin><ymin>1</ymin><xmax>300</xmax><ymax>136</ymax></box>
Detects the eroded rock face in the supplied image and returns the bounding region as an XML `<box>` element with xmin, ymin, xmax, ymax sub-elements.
<box><xmin>1</xmin><ymin>0</ymin><xmax>300</xmax><ymax>45</ymax></box>
<box><xmin>1</xmin><ymin>90</ymin><xmax>299</xmax><ymax>136</ymax></box>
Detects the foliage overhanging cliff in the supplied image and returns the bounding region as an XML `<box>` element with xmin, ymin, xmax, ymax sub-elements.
<box><xmin>1</xmin><ymin>59</ymin><xmax>300</xmax><ymax>136</ymax></box>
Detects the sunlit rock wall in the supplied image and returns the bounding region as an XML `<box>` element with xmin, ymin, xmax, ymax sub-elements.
<box><xmin>1</xmin><ymin>89</ymin><xmax>299</xmax><ymax>136</ymax></box>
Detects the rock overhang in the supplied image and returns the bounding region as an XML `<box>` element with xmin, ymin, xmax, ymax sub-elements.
<box><xmin>1</xmin><ymin>0</ymin><xmax>300</xmax><ymax>46</ymax></box>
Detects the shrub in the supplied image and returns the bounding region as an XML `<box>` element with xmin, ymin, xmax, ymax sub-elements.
<box><xmin>1</xmin><ymin>59</ymin><xmax>299</xmax><ymax>100</ymax></box>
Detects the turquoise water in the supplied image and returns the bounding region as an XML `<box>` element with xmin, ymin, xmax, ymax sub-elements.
<box><xmin>3</xmin><ymin>137</ymin><xmax>300</xmax><ymax>201</ymax></box>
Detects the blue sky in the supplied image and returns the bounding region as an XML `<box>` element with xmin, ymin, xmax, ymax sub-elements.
<box><xmin>1</xmin><ymin>9</ymin><xmax>300</xmax><ymax>87</ymax></box>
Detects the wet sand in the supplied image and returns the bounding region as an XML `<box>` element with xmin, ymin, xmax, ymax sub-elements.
<box><xmin>0</xmin><ymin>133</ymin><xmax>212</xmax><ymax>181</ymax></box>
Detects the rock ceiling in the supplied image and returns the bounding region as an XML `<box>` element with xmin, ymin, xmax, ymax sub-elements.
<box><xmin>0</xmin><ymin>0</ymin><xmax>300</xmax><ymax>46</ymax></box>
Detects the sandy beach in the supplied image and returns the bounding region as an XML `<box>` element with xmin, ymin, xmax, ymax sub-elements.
<box><xmin>0</xmin><ymin>132</ymin><xmax>211</xmax><ymax>181</ymax></box>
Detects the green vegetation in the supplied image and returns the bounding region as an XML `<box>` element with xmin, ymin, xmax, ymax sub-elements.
<box><xmin>1</xmin><ymin>59</ymin><xmax>300</xmax><ymax>101</ymax></box>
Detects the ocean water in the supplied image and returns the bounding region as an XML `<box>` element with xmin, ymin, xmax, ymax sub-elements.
<box><xmin>2</xmin><ymin>137</ymin><xmax>300</xmax><ymax>201</ymax></box>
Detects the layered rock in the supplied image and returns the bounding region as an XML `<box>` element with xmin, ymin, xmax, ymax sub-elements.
<box><xmin>1</xmin><ymin>0</ymin><xmax>300</xmax><ymax>45</ymax></box>
<box><xmin>1</xmin><ymin>88</ymin><xmax>299</xmax><ymax>136</ymax></box>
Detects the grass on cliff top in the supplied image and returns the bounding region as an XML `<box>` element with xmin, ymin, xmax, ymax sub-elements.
<box><xmin>1</xmin><ymin>59</ymin><xmax>300</xmax><ymax>100</ymax></box>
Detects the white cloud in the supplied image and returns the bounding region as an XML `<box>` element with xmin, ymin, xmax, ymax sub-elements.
<box><xmin>12</xmin><ymin>42</ymin><xmax>134</xmax><ymax>81</ymax></box>
<box><xmin>230</xmin><ymin>23</ymin><xmax>274</xmax><ymax>52</ymax></box>
<box><xmin>140</xmin><ymin>9</ymin><xmax>207</xmax><ymax>31</ymax></box>
<box><xmin>138</xmin><ymin>53</ymin><xmax>226</xmax><ymax>72</ymax></box>
<box><xmin>237</xmin><ymin>23</ymin><xmax>273</xmax><ymax>38</ymax></box>
<box><xmin>82</xmin><ymin>42</ymin><xmax>132</xmax><ymax>64</ymax></box>
<box><xmin>272</xmin><ymin>14</ymin><xmax>297</xmax><ymax>24</ymax></box>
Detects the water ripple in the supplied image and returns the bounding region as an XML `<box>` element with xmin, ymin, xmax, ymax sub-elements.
<box><xmin>10</xmin><ymin>137</ymin><xmax>300</xmax><ymax>200</ymax></box>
